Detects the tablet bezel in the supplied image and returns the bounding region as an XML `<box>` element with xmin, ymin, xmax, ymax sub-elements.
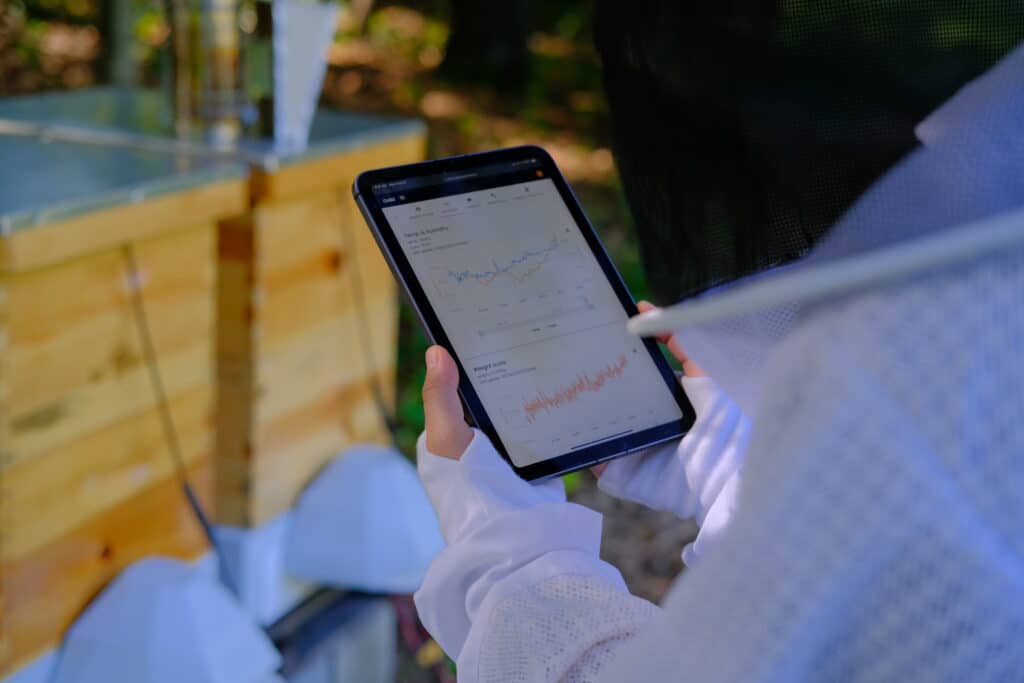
<box><xmin>353</xmin><ymin>145</ymin><xmax>695</xmax><ymax>480</ymax></box>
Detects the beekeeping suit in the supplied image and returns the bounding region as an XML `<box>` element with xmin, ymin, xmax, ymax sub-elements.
<box><xmin>413</xmin><ymin>44</ymin><xmax>1024</xmax><ymax>683</ymax></box>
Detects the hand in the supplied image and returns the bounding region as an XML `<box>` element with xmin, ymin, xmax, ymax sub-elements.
<box><xmin>422</xmin><ymin>345</ymin><xmax>474</xmax><ymax>459</ymax></box>
<box><xmin>591</xmin><ymin>300</ymin><xmax>704</xmax><ymax>477</ymax></box>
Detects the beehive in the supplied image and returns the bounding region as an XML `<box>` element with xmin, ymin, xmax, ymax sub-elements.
<box><xmin>0</xmin><ymin>135</ymin><xmax>247</xmax><ymax>674</ymax></box>
<box><xmin>216</xmin><ymin>129</ymin><xmax>425</xmax><ymax>526</ymax></box>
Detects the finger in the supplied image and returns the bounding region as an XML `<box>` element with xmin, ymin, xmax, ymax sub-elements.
<box><xmin>637</xmin><ymin>300</ymin><xmax>706</xmax><ymax>376</ymax></box>
<box><xmin>422</xmin><ymin>346</ymin><xmax>473</xmax><ymax>458</ymax></box>
<box><xmin>590</xmin><ymin>462</ymin><xmax>608</xmax><ymax>478</ymax></box>
<box><xmin>674</xmin><ymin>343</ymin><xmax>706</xmax><ymax>376</ymax></box>
<box><xmin>682</xmin><ymin>358</ymin><xmax>707</xmax><ymax>377</ymax></box>
<box><xmin>636</xmin><ymin>300</ymin><xmax>671</xmax><ymax>345</ymax></box>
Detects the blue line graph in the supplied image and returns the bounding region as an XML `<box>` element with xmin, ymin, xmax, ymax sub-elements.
<box><xmin>446</xmin><ymin>235</ymin><xmax>560</xmax><ymax>285</ymax></box>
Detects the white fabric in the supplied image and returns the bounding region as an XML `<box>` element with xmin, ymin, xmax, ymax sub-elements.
<box><xmin>413</xmin><ymin>42</ymin><xmax>1024</xmax><ymax>683</ymax></box>
<box><xmin>414</xmin><ymin>377</ymin><xmax>749</xmax><ymax>681</ymax></box>
<box><xmin>285</xmin><ymin>445</ymin><xmax>443</xmax><ymax>593</ymax></box>
<box><xmin>598</xmin><ymin>376</ymin><xmax>750</xmax><ymax>564</ymax></box>
<box><xmin>598</xmin><ymin>240</ymin><xmax>1024</xmax><ymax>683</ymax></box>
<box><xmin>415</xmin><ymin>429</ymin><xmax>625</xmax><ymax>667</ymax></box>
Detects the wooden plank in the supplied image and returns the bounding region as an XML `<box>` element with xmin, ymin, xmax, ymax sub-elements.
<box><xmin>212</xmin><ymin>137</ymin><xmax>416</xmax><ymax>526</ymax></box>
<box><xmin>214</xmin><ymin>218</ymin><xmax>257</xmax><ymax>526</ymax></box>
<box><xmin>253</xmin><ymin>190</ymin><xmax>396</xmax><ymax>354</ymax></box>
<box><xmin>215</xmin><ymin>218</ymin><xmax>257</xmax><ymax>362</ymax></box>
<box><xmin>257</xmin><ymin>370</ymin><xmax>393</xmax><ymax>461</ymax></box>
<box><xmin>252</xmin><ymin>191</ymin><xmax>347</xmax><ymax>354</ymax></box>
<box><xmin>212</xmin><ymin>364</ymin><xmax>254</xmax><ymax>527</ymax></box>
<box><xmin>4</xmin><ymin>384</ymin><xmax>211</xmax><ymax>560</ymax></box>
<box><xmin>253</xmin><ymin>182</ymin><xmax>397</xmax><ymax>415</ymax></box>
<box><xmin>214</xmin><ymin>190</ymin><xmax>398</xmax><ymax>525</ymax></box>
<box><xmin>251</xmin><ymin>136</ymin><xmax>425</xmax><ymax>203</ymax></box>
<box><xmin>0</xmin><ymin>458</ymin><xmax>212</xmax><ymax>675</ymax></box>
<box><xmin>253</xmin><ymin>191</ymin><xmax>346</xmax><ymax>283</ymax></box>
<box><xmin>8</xmin><ymin>336</ymin><xmax>210</xmax><ymax>466</ymax></box>
<box><xmin>254</xmin><ymin>191</ymin><xmax>388</xmax><ymax>279</ymax></box>
<box><xmin>0</xmin><ymin>275</ymin><xmax>10</xmax><ymax>664</ymax></box>
<box><xmin>248</xmin><ymin>372</ymin><xmax>392</xmax><ymax>524</ymax></box>
<box><xmin>254</xmin><ymin>299</ymin><xmax>396</xmax><ymax>429</ymax></box>
<box><xmin>255</xmin><ymin>368</ymin><xmax>394</xmax><ymax>463</ymax></box>
<box><xmin>6</xmin><ymin>226</ymin><xmax>213</xmax><ymax>464</ymax></box>
<box><xmin>215</xmin><ymin>264</ymin><xmax>396</xmax><ymax>526</ymax></box>
<box><xmin>7</xmin><ymin>225</ymin><xmax>213</xmax><ymax>419</ymax></box>
<box><xmin>0</xmin><ymin>178</ymin><xmax>246</xmax><ymax>273</ymax></box>
<box><xmin>256</xmin><ymin>259</ymin><xmax>395</xmax><ymax>355</ymax></box>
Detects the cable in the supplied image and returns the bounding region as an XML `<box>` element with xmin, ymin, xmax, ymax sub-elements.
<box><xmin>337</xmin><ymin>195</ymin><xmax>401</xmax><ymax>445</ymax></box>
<box><xmin>121</xmin><ymin>244</ymin><xmax>233</xmax><ymax>585</ymax></box>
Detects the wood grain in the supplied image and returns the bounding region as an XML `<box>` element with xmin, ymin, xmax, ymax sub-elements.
<box><xmin>6</xmin><ymin>225</ymin><xmax>213</xmax><ymax>463</ymax></box>
<box><xmin>214</xmin><ymin>135</ymin><xmax>420</xmax><ymax>525</ymax></box>
<box><xmin>1</xmin><ymin>217</ymin><xmax>220</xmax><ymax>672</ymax></box>
<box><xmin>0</xmin><ymin>458</ymin><xmax>212</xmax><ymax>675</ymax></box>
<box><xmin>4</xmin><ymin>384</ymin><xmax>211</xmax><ymax>560</ymax></box>
<box><xmin>250</xmin><ymin>372</ymin><xmax>392</xmax><ymax>523</ymax></box>
<box><xmin>9</xmin><ymin>338</ymin><xmax>210</xmax><ymax>466</ymax></box>
<box><xmin>214</xmin><ymin>217</ymin><xmax>257</xmax><ymax>525</ymax></box>
<box><xmin>255</xmin><ymin>299</ymin><xmax>396</xmax><ymax>425</ymax></box>
<box><xmin>0</xmin><ymin>179</ymin><xmax>245</xmax><ymax>273</ymax></box>
<box><xmin>0</xmin><ymin>275</ymin><xmax>10</xmax><ymax>666</ymax></box>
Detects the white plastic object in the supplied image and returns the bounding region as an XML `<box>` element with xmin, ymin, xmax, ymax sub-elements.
<box><xmin>286</xmin><ymin>444</ymin><xmax>445</xmax><ymax>593</ymax></box>
<box><xmin>272</xmin><ymin>0</ymin><xmax>340</xmax><ymax>152</ymax></box>
<box><xmin>215</xmin><ymin>512</ymin><xmax>319</xmax><ymax>627</ymax></box>
<box><xmin>52</xmin><ymin>557</ymin><xmax>282</xmax><ymax>683</ymax></box>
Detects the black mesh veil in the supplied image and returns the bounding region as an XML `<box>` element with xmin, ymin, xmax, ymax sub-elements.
<box><xmin>594</xmin><ymin>0</ymin><xmax>1024</xmax><ymax>302</ymax></box>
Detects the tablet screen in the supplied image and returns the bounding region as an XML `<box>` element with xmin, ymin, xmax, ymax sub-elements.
<box><xmin>376</xmin><ymin>161</ymin><xmax>683</xmax><ymax>468</ymax></box>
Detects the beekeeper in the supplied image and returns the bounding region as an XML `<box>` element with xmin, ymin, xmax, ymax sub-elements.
<box><xmin>410</xmin><ymin>45</ymin><xmax>1024</xmax><ymax>683</ymax></box>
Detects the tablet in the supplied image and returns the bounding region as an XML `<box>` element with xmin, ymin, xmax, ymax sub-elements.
<box><xmin>353</xmin><ymin>146</ymin><xmax>695</xmax><ymax>480</ymax></box>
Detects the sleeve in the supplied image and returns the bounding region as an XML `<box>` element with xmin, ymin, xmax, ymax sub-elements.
<box><xmin>413</xmin><ymin>377</ymin><xmax>752</xmax><ymax>682</ymax></box>
<box><xmin>597</xmin><ymin>376</ymin><xmax>750</xmax><ymax>564</ymax></box>
<box><xmin>413</xmin><ymin>431</ymin><xmax>659</xmax><ymax>683</ymax></box>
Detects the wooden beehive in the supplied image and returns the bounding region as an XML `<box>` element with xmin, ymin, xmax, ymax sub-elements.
<box><xmin>0</xmin><ymin>136</ymin><xmax>247</xmax><ymax>674</ymax></box>
<box><xmin>216</xmin><ymin>130</ymin><xmax>425</xmax><ymax>526</ymax></box>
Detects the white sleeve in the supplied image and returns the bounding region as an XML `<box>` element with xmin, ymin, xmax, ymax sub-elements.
<box><xmin>414</xmin><ymin>431</ymin><xmax>659</xmax><ymax>683</ymax></box>
<box><xmin>597</xmin><ymin>376</ymin><xmax>750</xmax><ymax>564</ymax></box>
<box><xmin>413</xmin><ymin>377</ymin><xmax>751</xmax><ymax>682</ymax></box>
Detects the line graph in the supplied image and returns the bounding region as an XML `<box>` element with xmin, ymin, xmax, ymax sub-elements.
<box><xmin>522</xmin><ymin>355</ymin><xmax>628</xmax><ymax>423</ymax></box>
<box><xmin>383</xmin><ymin>178</ymin><xmax>686</xmax><ymax>468</ymax></box>
<box><xmin>445</xmin><ymin>234</ymin><xmax>560</xmax><ymax>286</ymax></box>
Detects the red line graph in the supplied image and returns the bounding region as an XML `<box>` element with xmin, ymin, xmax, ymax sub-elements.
<box><xmin>523</xmin><ymin>355</ymin><xmax>628</xmax><ymax>423</ymax></box>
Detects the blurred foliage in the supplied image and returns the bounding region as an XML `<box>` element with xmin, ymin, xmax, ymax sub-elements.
<box><xmin>1</xmin><ymin>0</ymin><xmax>98</xmax><ymax>92</ymax></box>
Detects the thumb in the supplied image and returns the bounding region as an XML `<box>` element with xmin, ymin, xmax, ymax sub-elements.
<box><xmin>422</xmin><ymin>346</ymin><xmax>473</xmax><ymax>459</ymax></box>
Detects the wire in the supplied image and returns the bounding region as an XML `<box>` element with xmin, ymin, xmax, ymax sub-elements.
<box><xmin>337</xmin><ymin>195</ymin><xmax>401</xmax><ymax>445</ymax></box>
<box><xmin>121</xmin><ymin>244</ymin><xmax>233</xmax><ymax>586</ymax></box>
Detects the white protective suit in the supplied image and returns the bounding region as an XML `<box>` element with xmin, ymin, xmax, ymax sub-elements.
<box><xmin>413</xmin><ymin>45</ymin><xmax>1024</xmax><ymax>683</ymax></box>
